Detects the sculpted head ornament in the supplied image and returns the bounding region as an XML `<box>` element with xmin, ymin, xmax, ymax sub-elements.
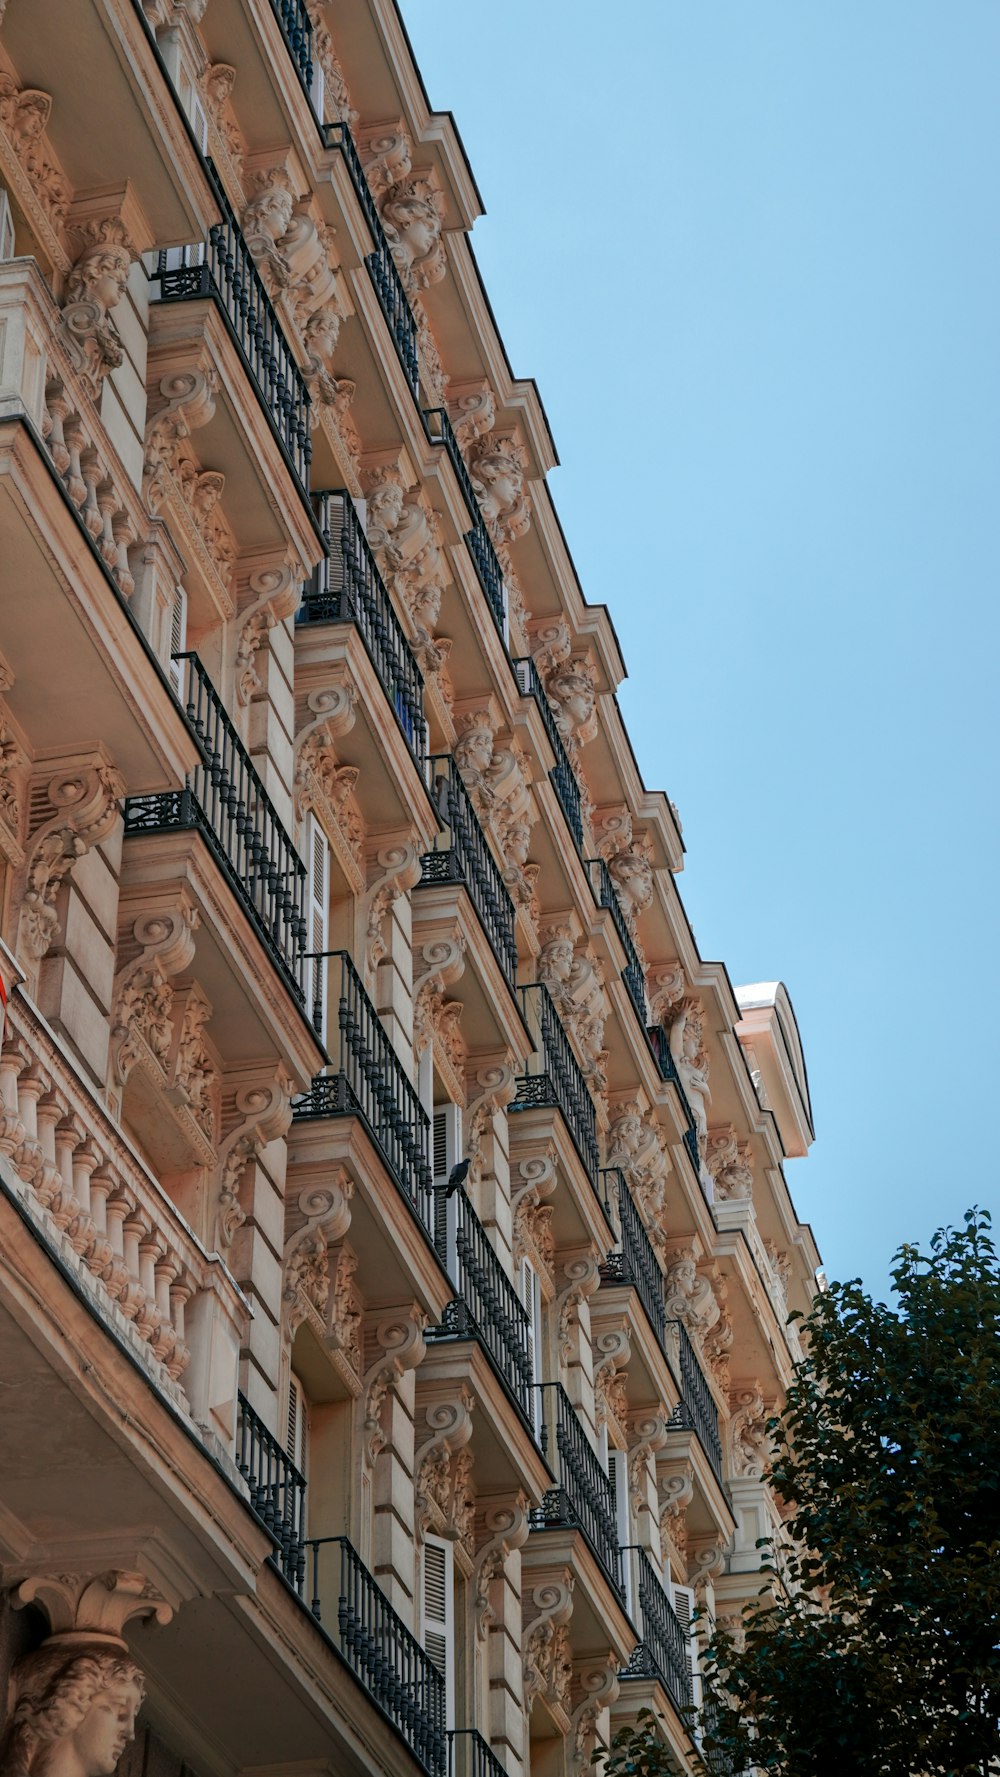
<box><xmin>3</xmin><ymin>1644</ymin><xmax>145</xmax><ymax>1777</ymax></box>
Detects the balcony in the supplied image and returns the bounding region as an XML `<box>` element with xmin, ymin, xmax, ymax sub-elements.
<box><xmin>646</xmin><ymin>1024</ymin><xmax>702</xmax><ymax>1178</ymax></box>
<box><xmin>419</xmin><ymin>758</ymin><xmax>518</xmax><ymax>988</ymax></box>
<box><xmin>431</xmin><ymin>1188</ymin><xmax>535</xmax><ymax>1425</ymax></box>
<box><xmin>324</xmin><ymin>121</ymin><xmax>420</xmax><ymax>400</ymax></box>
<box><xmin>303</xmin><ymin>1536</ymin><xmax>446</xmax><ymax>1777</ymax></box>
<box><xmin>448</xmin><ymin>1730</ymin><xmax>507</xmax><ymax>1777</ymax></box>
<box><xmin>124</xmin><ymin>653</ymin><xmax>308</xmax><ymax>1005</ymax></box>
<box><xmin>589</xmin><ymin>857</ymin><xmax>647</xmax><ymax>1024</ymax></box>
<box><xmin>666</xmin><ymin>1319</ymin><xmax>724</xmax><ymax>1486</ymax></box>
<box><xmin>269</xmin><ymin>0</ymin><xmax>315</xmax><ymax>101</ymax></box>
<box><xmin>153</xmin><ymin>162</ymin><xmax>311</xmax><ymax>496</ymax></box>
<box><xmin>423</xmin><ymin>408</ymin><xmax>508</xmax><ymax>642</ymax></box>
<box><xmin>621</xmin><ymin>1545</ymin><xmax>693</xmax><ymax>1721</ymax></box>
<box><xmin>236</xmin><ymin>1392</ymin><xmax>306</xmax><ymax>1592</ymax></box>
<box><xmin>532</xmin><ymin>1383</ymin><xmax>623</xmax><ymax>1599</ymax></box>
<box><xmin>293</xmin><ymin>952</ymin><xmax>434</xmax><ymax>1241</ymax></box>
<box><xmin>600</xmin><ymin>1169</ymin><xmax>666</xmax><ymax>1346</ymax></box>
<box><xmin>300</xmin><ymin>492</ymin><xmax>427</xmax><ymax>769</ymax></box>
<box><xmin>512</xmin><ymin>983</ymin><xmax>600</xmax><ymax>1184</ymax></box>
<box><xmin>512</xmin><ymin>657</ymin><xmax>584</xmax><ymax>850</ymax></box>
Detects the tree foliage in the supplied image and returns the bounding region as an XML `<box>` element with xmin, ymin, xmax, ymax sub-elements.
<box><xmin>701</xmin><ymin>1208</ymin><xmax>1000</xmax><ymax>1777</ymax></box>
<box><xmin>603</xmin><ymin>1211</ymin><xmax>1000</xmax><ymax>1777</ymax></box>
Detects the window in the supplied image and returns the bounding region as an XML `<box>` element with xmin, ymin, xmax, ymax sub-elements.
<box><xmin>304</xmin><ymin>813</ymin><xmax>329</xmax><ymax>1040</ymax></box>
<box><xmin>167</xmin><ymin>586</ymin><xmax>187</xmax><ymax>695</ymax></box>
<box><xmin>519</xmin><ymin>1256</ymin><xmax>543</xmax><ymax>1435</ymax></box>
<box><xmin>421</xmin><ymin>1534</ymin><xmax>455</xmax><ymax>1730</ymax></box>
<box><xmin>670</xmin><ymin>1581</ymin><xmax>703</xmax><ymax>1721</ymax></box>
<box><xmin>432</xmin><ymin>1102</ymin><xmax>462</xmax><ymax>1270</ymax></box>
<box><xmin>606</xmin><ymin>1445</ymin><xmax>632</xmax><ymax>1609</ymax></box>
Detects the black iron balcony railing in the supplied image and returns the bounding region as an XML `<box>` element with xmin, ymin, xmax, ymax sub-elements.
<box><xmin>646</xmin><ymin>1023</ymin><xmax>703</xmax><ymax>1178</ymax></box>
<box><xmin>270</xmin><ymin>0</ymin><xmax>314</xmax><ymax>96</ymax></box>
<box><xmin>512</xmin><ymin>983</ymin><xmax>600</xmax><ymax>1184</ymax></box>
<box><xmin>588</xmin><ymin>856</ymin><xmax>647</xmax><ymax>1024</ymax></box>
<box><xmin>236</xmin><ymin>1391</ymin><xmax>306</xmax><ymax>1591</ymax></box>
<box><xmin>305</xmin><ymin>1535</ymin><xmax>446</xmax><ymax>1777</ymax></box>
<box><xmin>154</xmin><ymin>164</ymin><xmax>311</xmax><ymax>493</ymax></box>
<box><xmin>423</xmin><ymin>408</ymin><xmax>508</xmax><ymax>642</ymax></box>
<box><xmin>293</xmin><ymin>952</ymin><xmax>434</xmax><ymax>1236</ymax></box>
<box><xmin>419</xmin><ymin>758</ymin><xmax>518</xmax><ymax>987</ymax></box>
<box><xmin>448</xmin><ymin>1729</ymin><xmax>507</xmax><ymax>1777</ymax></box>
<box><xmin>532</xmin><ymin>1383</ymin><xmax>623</xmax><ymax>1599</ymax></box>
<box><xmin>301</xmin><ymin>492</ymin><xmax>427</xmax><ymax>767</ymax></box>
<box><xmin>600</xmin><ymin>1169</ymin><xmax>666</xmax><ymax>1346</ymax></box>
<box><xmin>324</xmin><ymin>120</ymin><xmax>420</xmax><ymax>400</ymax></box>
<box><xmin>431</xmin><ymin>1188</ymin><xmax>534</xmax><ymax>1423</ymax></box>
<box><xmin>621</xmin><ymin>1544</ymin><xmax>693</xmax><ymax>1720</ymax></box>
<box><xmin>512</xmin><ymin>657</ymin><xmax>584</xmax><ymax>850</ymax></box>
<box><xmin>124</xmin><ymin>654</ymin><xmax>308</xmax><ymax>1002</ymax></box>
<box><xmin>666</xmin><ymin>1319</ymin><xmax>725</xmax><ymax>1486</ymax></box>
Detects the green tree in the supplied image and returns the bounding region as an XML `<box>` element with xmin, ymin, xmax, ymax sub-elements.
<box><xmin>605</xmin><ymin>1210</ymin><xmax>1000</xmax><ymax>1777</ymax></box>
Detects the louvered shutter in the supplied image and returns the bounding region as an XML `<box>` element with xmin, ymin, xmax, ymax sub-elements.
<box><xmin>304</xmin><ymin>813</ymin><xmax>329</xmax><ymax>1040</ymax></box>
<box><xmin>519</xmin><ymin>1258</ymin><xmax>542</xmax><ymax>1436</ymax></box>
<box><xmin>432</xmin><ymin>1103</ymin><xmax>462</xmax><ymax>1269</ymax></box>
<box><xmin>421</xmin><ymin>1535</ymin><xmax>455</xmax><ymax>1731</ymax></box>
<box><xmin>168</xmin><ymin>586</ymin><xmax>188</xmax><ymax>695</ymax></box>
<box><xmin>670</xmin><ymin>1582</ymin><xmax>703</xmax><ymax>1717</ymax></box>
<box><xmin>606</xmin><ymin>1447</ymin><xmax>631</xmax><ymax>1611</ymax></box>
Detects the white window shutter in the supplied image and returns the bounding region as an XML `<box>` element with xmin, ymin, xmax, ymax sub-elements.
<box><xmin>421</xmin><ymin>1535</ymin><xmax>455</xmax><ymax>1731</ymax></box>
<box><xmin>671</xmin><ymin>1582</ymin><xmax>704</xmax><ymax>1717</ymax></box>
<box><xmin>286</xmin><ymin>1373</ymin><xmax>308</xmax><ymax>1472</ymax></box>
<box><xmin>304</xmin><ymin>814</ymin><xmax>329</xmax><ymax>1040</ymax></box>
<box><xmin>168</xmin><ymin>586</ymin><xmax>188</xmax><ymax>694</ymax></box>
<box><xmin>519</xmin><ymin>1257</ymin><xmax>543</xmax><ymax>1435</ymax></box>
<box><xmin>0</xmin><ymin>188</ymin><xmax>14</xmax><ymax>261</ymax></box>
<box><xmin>432</xmin><ymin>1103</ymin><xmax>462</xmax><ymax>1269</ymax></box>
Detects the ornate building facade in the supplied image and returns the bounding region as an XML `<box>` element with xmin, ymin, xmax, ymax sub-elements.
<box><xmin>0</xmin><ymin>3</ymin><xmax>819</xmax><ymax>1774</ymax></box>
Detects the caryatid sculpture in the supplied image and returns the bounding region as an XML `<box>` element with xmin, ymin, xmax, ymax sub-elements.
<box><xmin>1</xmin><ymin>1643</ymin><xmax>144</xmax><ymax>1777</ymax></box>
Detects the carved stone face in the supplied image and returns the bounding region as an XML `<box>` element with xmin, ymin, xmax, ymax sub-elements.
<box><xmin>554</xmin><ymin>669</ymin><xmax>595</xmax><ymax>730</ymax></box>
<box><xmin>540</xmin><ymin>934</ymin><xmax>574</xmax><ymax>984</ymax></box>
<box><xmin>64</xmin><ymin>1678</ymin><xmax>143</xmax><ymax>1776</ymax></box>
<box><xmin>384</xmin><ymin>193</ymin><xmax>440</xmax><ymax>267</ymax></box>
<box><xmin>75</xmin><ymin>246</ymin><xmax>130</xmax><ymax>313</ymax></box>
<box><xmin>369</xmin><ymin>480</ymin><xmax>405</xmax><ymax>534</ymax></box>
<box><xmin>456</xmin><ymin>721</ymin><xmax>493</xmax><ymax>774</ymax></box>
<box><xmin>504</xmin><ymin>819</ymin><xmax>531</xmax><ymax>867</ymax></box>
<box><xmin>610</xmin><ymin>850</ymin><xmax>652</xmax><ymax>912</ymax></box>
<box><xmin>474</xmin><ymin>450</ymin><xmax>522</xmax><ymax>517</ymax></box>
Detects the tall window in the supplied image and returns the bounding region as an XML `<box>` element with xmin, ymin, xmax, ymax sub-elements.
<box><xmin>421</xmin><ymin>1534</ymin><xmax>455</xmax><ymax>1731</ymax></box>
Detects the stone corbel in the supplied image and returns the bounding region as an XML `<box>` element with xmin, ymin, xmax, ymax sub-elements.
<box><xmin>570</xmin><ymin>1655</ymin><xmax>620</xmax><ymax>1777</ymax></box>
<box><xmin>592</xmin><ymin>1322</ymin><xmax>631</xmax><ymax>1439</ymax></box>
<box><xmin>294</xmin><ymin>674</ymin><xmax>362</xmax><ymax>885</ymax></box>
<box><xmin>555</xmin><ymin>1252</ymin><xmax>601</xmax><ymax>1368</ymax></box>
<box><xmin>142</xmin><ymin>368</ymin><xmax>219</xmax><ymax>513</ymax></box>
<box><xmin>472</xmin><ymin>1493</ymin><xmax>530</xmax><ymax>1640</ymax></box>
<box><xmin>16</xmin><ymin>757</ymin><xmax>125</xmax><ymax>968</ymax></box>
<box><xmin>658</xmin><ymin>1459</ymin><xmax>695</xmax><ymax>1564</ymax></box>
<box><xmin>414</xmin><ymin>1385</ymin><xmax>476</xmax><ymax>1549</ymax></box>
<box><xmin>110</xmin><ymin>898</ymin><xmax>200</xmax><ymax>1089</ymax></box>
<box><xmin>14</xmin><ymin>1569</ymin><xmax>174</xmax><ymax>1642</ymax></box>
<box><xmin>356</xmin><ymin>120</ymin><xmax>413</xmax><ymax>200</ymax></box>
<box><xmin>463</xmin><ymin>1055</ymin><xmax>517</xmax><ymax>1193</ymax></box>
<box><xmin>236</xmin><ymin>559</ymin><xmax>305</xmax><ymax>705</ymax></box>
<box><xmin>446</xmin><ymin>381</ymin><xmax>496</xmax><ymax>452</ymax></box>
<box><xmin>215</xmin><ymin>1070</ymin><xmax>294</xmax><ymax>1248</ymax></box>
<box><xmin>60</xmin><ymin>191</ymin><xmax>147</xmax><ymax>396</ymax></box>
<box><xmin>522</xmin><ymin>1572</ymin><xmax>574</xmax><ymax>1720</ymax></box>
<box><xmin>364</xmin><ymin>839</ymin><xmax>423</xmax><ymax>975</ymax></box>
<box><xmin>627</xmin><ymin>1410</ymin><xmax>670</xmax><ymax>1528</ymax></box>
<box><xmin>361</xmin><ymin>1307</ymin><xmax>426</xmax><ymax>1470</ymax></box>
<box><xmin>511</xmin><ymin>1150</ymin><xmax>557</xmax><ymax>1285</ymax></box>
<box><xmin>282</xmin><ymin>1168</ymin><xmax>354</xmax><ymax>1337</ymax></box>
<box><xmin>0</xmin><ymin>73</ymin><xmax>70</xmax><ymax>247</ymax></box>
<box><xmin>689</xmin><ymin>1535</ymin><xmax>729</xmax><ymax>1595</ymax></box>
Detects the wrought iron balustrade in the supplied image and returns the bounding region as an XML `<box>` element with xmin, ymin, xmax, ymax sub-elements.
<box><xmin>600</xmin><ymin>1170</ymin><xmax>666</xmax><ymax>1345</ymax></box>
<box><xmin>292</xmin><ymin>951</ymin><xmax>434</xmax><ymax>1235</ymax></box>
<box><xmin>305</xmin><ymin>1536</ymin><xmax>446</xmax><ymax>1776</ymax></box>
<box><xmin>621</xmin><ymin>1544</ymin><xmax>693</xmax><ymax>1719</ymax></box>
<box><xmin>124</xmin><ymin>654</ymin><xmax>308</xmax><ymax>1001</ymax></box>
<box><xmin>431</xmin><ymin>1189</ymin><xmax>534</xmax><ymax>1422</ymax></box>
<box><xmin>645</xmin><ymin>1022</ymin><xmax>703</xmax><ymax>1177</ymax></box>
<box><xmin>588</xmin><ymin>856</ymin><xmax>648</xmax><ymax>1022</ymax></box>
<box><xmin>532</xmin><ymin>1383</ymin><xmax>623</xmax><ymax>1598</ymax></box>
<box><xmin>324</xmin><ymin>121</ymin><xmax>420</xmax><ymax>399</ymax></box>
<box><xmin>269</xmin><ymin>0</ymin><xmax>314</xmax><ymax>96</ymax></box>
<box><xmin>448</xmin><ymin>1729</ymin><xmax>507</xmax><ymax>1777</ymax></box>
<box><xmin>424</xmin><ymin>407</ymin><xmax>508</xmax><ymax>641</ymax></box>
<box><xmin>512</xmin><ymin>983</ymin><xmax>599</xmax><ymax>1185</ymax></box>
<box><xmin>301</xmin><ymin>492</ymin><xmax>427</xmax><ymax>766</ymax></box>
<box><xmin>666</xmin><ymin>1318</ymin><xmax>724</xmax><ymax>1485</ymax></box>
<box><xmin>419</xmin><ymin>758</ymin><xmax>518</xmax><ymax>987</ymax></box>
<box><xmin>236</xmin><ymin>1392</ymin><xmax>306</xmax><ymax>1590</ymax></box>
<box><xmin>154</xmin><ymin>163</ymin><xmax>311</xmax><ymax>492</ymax></box>
<box><xmin>512</xmin><ymin>657</ymin><xmax>584</xmax><ymax>850</ymax></box>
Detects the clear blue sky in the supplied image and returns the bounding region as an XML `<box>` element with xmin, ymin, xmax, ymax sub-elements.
<box><xmin>403</xmin><ymin>0</ymin><xmax>1000</xmax><ymax>1298</ymax></box>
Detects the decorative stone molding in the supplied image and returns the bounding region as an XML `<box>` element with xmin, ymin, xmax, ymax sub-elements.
<box><xmin>570</xmin><ymin>1655</ymin><xmax>620</xmax><ymax>1777</ymax></box>
<box><xmin>472</xmin><ymin>1493</ymin><xmax>530</xmax><ymax>1640</ymax></box>
<box><xmin>729</xmin><ymin>1382</ymin><xmax>773</xmax><ymax>1480</ymax></box>
<box><xmin>522</xmin><ymin>1573</ymin><xmax>574</xmax><ymax>1717</ymax></box>
<box><xmin>215</xmin><ymin>1071</ymin><xmax>294</xmax><ymax>1247</ymax></box>
<box><xmin>538</xmin><ymin>923</ymin><xmax>609</xmax><ymax>1101</ymax></box>
<box><xmin>362</xmin><ymin>467</ymin><xmax>453</xmax><ymax>688</ymax></box>
<box><xmin>60</xmin><ymin>214</ymin><xmax>137</xmax><ymax>396</ymax></box>
<box><xmin>689</xmin><ymin>1536</ymin><xmax>728</xmax><ymax>1594</ymax></box>
<box><xmin>306</xmin><ymin>0</ymin><xmax>357</xmax><ymax>125</ymax></box>
<box><xmin>0</xmin><ymin>72</ymin><xmax>69</xmax><ymax>231</ymax></box>
<box><xmin>555</xmin><ymin>1253</ymin><xmax>601</xmax><ymax>1366</ymax></box>
<box><xmin>462</xmin><ymin>1056</ymin><xmax>517</xmax><ymax>1194</ymax></box>
<box><xmin>142</xmin><ymin>368</ymin><xmax>219</xmax><ymax>514</ymax></box>
<box><xmin>39</xmin><ymin>377</ymin><xmax>136</xmax><ymax>598</ymax></box>
<box><xmin>528</xmin><ymin>616</ymin><xmax>599</xmax><ymax>764</ymax></box>
<box><xmin>668</xmin><ymin>996</ymin><xmax>712</xmax><ymax>1157</ymax></box>
<box><xmin>662</xmin><ymin>1244</ymin><xmax>721</xmax><ymax>1342</ymax></box>
<box><xmin>0</xmin><ymin>706</ymin><xmax>26</xmax><ymax>848</ymax></box>
<box><xmin>467</xmin><ymin>431</ymin><xmax>531</xmax><ymax>548</ymax></box>
<box><xmin>301</xmin><ymin>304</ymin><xmax>360</xmax><ymax>463</ymax></box>
<box><xmin>595</xmin><ymin>806</ymin><xmax>654</xmax><ymax>940</ymax></box>
<box><xmin>627</xmin><ymin>1411</ymin><xmax>670</xmax><ymax>1523</ymax></box>
<box><xmin>110</xmin><ymin>901</ymin><xmax>208</xmax><ymax>1130</ymax></box>
<box><xmin>282</xmin><ymin>1169</ymin><xmax>354</xmax><ymax>1333</ymax></box>
<box><xmin>200</xmin><ymin>62</ymin><xmax>245</xmax><ymax>182</ymax></box>
<box><xmin>593</xmin><ymin>1324</ymin><xmax>630</xmax><ymax>1439</ymax></box>
<box><xmin>415</xmin><ymin>1387</ymin><xmax>476</xmax><ymax>1550</ymax></box>
<box><xmin>659</xmin><ymin>1460</ymin><xmax>695</xmax><ymax>1562</ymax></box>
<box><xmin>361</xmin><ymin>1307</ymin><xmax>426</xmax><ymax>1469</ymax></box>
<box><xmin>512</xmin><ymin>1151</ymin><xmax>557</xmax><ymax>1283</ymax></box>
<box><xmin>236</xmin><ymin>559</ymin><xmax>304</xmax><ymax>704</ymax></box>
<box><xmin>447</xmin><ymin>383</ymin><xmax>496</xmax><ymax>452</ymax></box>
<box><xmin>764</xmin><ymin>1239</ymin><xmax>791</xmax><ymax>1312</ymax></box>
<box><xmin>647</xmin><ymin>961</ymin><xmax>686</xmax><ymax>1028</ymax></box>
<box><xmin>605</xmin><ymin>1098</ymin><xmax>670</xmax><ymax>1246</ymax></box>
<box><xmin>363</xmin><ymin>839</ymin><xmax>423</xmax><ymax>976</ymax></box>
<box><xmin>381</xmin><ymin>172</ymin><xmax>447</xmax><ymax>293</ymax></box>
<box><xmin>294</xmin><ymin>677</ymin><xmax>363</xmax><ymax>886</ymax></box>
<box><xmin>15</xmin><ymin>1569</ymin><xmax>173</xmax><ymax>1640</ymax></box>
<box><xmin>703</xmin><ymin>1275</ymin><xmax>734</xmax><ymax>1391</ymax></box>
<box><xmin>17</xmin><ymin>759</ymin><xmax>124</xmax><ymax>966</ymax></box>
<box><xmin>706</xmin><ymin>1126</ymin><xmax>754</xmax><ymax>1202</ymax></box>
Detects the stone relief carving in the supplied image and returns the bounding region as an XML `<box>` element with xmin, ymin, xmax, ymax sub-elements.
<box><xmin>729</xmin><ymin>1382</ymin><xmax>773</xmax><ymax>1480</ymax></box>
<box><xmin>200</xmin><ymin>63</ymin><xmax>245</xmax><ymax>180</ymax></box>
<box><xmin>605</xmin><ymin>1099</ymin><xmax>670</xmax><ymax>1245</ymax></box>
<box><xmin>294</xmin><ymin>677</ymin><xmax>364</xmax><ymax>886</ymax></box>
<box><xmin>235</xmin><ymin>560</ymin><xmax>304</xmax><ymax>705</ymax></box>
<box><xmin>305</xmin><ymin>0</ymin><xmax>358</xmax><ymax>125</ymax></box>
<box><xmin>0</xmin><ymin>73</ymin><xmax>69</xmax><ymax>229</ymax></box>
<box><xmin>570</xmin><ymin>1656</ymin><xmax>620</xmax><ymax>1777</ymax></box>
<box><xmin>626</xmin><ymin>1411</ymin><xmax>669</xmax><ymax>1524</ymax></box>
<box><xmin>663</xmin><ymin>1245</ymin><xmax>721</xmax><ymax>1342</ymax></box>
<box><xmin>1</xmin><ymin>1643</ymin><xmax>145</xmax><ymax>1775</ymax></box>
<box><xmin>0</xmin><ymin>709</ymin><xmax>26</xmax><ymax>840</ymax></box>
<box><xmin>522</xmin><ymin>1574</ymin><xmax>574</xmax><ymax>1716</ymax></box>
<box><xmin>764</xmin><ymin>1239</ymin><xmax>791</xmax><ymax>1311</ymax></box>
<box><xmin>360</xmin><ymin>1307</ymin><xmax>426</xmax><ymax>1469</ymax></box>
<box><xmin>60</xmin><ymin>216</ymin><xmax>135</xmax><ymax>396</ymax></box>
<box><xmin>555</xmin><ymin>1253</ymin><xmax>601</xmax><ymax>1367</ymax></box>
<box><xmin>415</xmin><ymin>1389</ymin><xmax>476</xmax><ymax>1550</ymax></box>
<box><xmin>512</xmin><ymin>1151</ymin><xmax>557</xmax><ymax>1283</ymax></box>
<box><xmin>363</xmin><ymin>467</ymin><xmax>453</xmax><ymax>690</ymax></box>
<box><xmin>537</xmin><ymin>923</ymin><xmax>609</xmax><ymax>1098</ymax></box>
<box><xmin>595</xmin><ymin>805</ymin><xmax>654</xmax><ymax>946</ymax></box>
<box><xmin>659</xmin><ymin>1460</ymin><xmax>695</xmax><ymax>1561</ymax></box>
<box><xmin>472</xmin><ymin>1493</ymin><xmax>530</xmax><ymax>1639</ymax></box>
<box><xmin>529</xmin><ymin>616</ymin><xmax>599</xmax><ymax>779</ymax></box>
<box><xmin>593</xmin><ymin>1325</ymin><xmax>630</xmax><ymax>1438</ymax></box>
<box><xmin>17</xmin><ymin>761</ymin><xmax>125</xmax><ymax>966</ymax></box>
<box><xmin>382</xmin><ymin>174</ymin><xmax>447</xmax><ymax>293</ymax></box>
<box><xmin>706</xmin><ymin>1126</ymin><xmax>754</xmax><ymax>1202</ymax></box>
<box><xmin>467</xmin><ymin>431</ymin><xmax>531</xmax><ymax>547</ymax></box>
<box><xmin>364</xmin><ymin>840</ymin><xmax>423</xmax><ymax>976</ymax></box>
<box><xmin>110</xmin><ymin>901</ymin><xmax>199</xmax><ymax>1091</ymax></box>
<box><xmin>282</xmin><ymin>1172</ymin><xmax>359</xmax><ymax>1363</ymax></box>
<box><xmin>215</xmin><ymin>1071</ymin><xmax>294</xmax><ymax>1247</ymax></box>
